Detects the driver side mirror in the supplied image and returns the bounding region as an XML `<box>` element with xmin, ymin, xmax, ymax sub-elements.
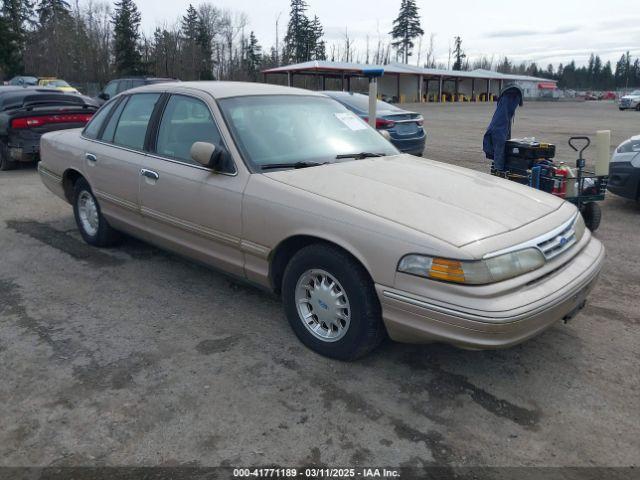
<box><xmin>98</xmin><ymin>92</ymin><xmax>110</xmax><ymax>100</ymax></box>
<box><xmin>190</xmin><ymin>142</ymin><xmax>229</xmax><ymax>172</ymax></box>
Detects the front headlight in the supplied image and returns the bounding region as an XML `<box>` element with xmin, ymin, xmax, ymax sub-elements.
<box><xmin>574</xmin><ymin>212</ymin><xmax>586</xmax><ymax>239</ymax></box>
<box><xmin>616</xmin><ymin>138</ymin><xmax>640</xmax><ymax>154</ymax></box>
<box><xmin>398</xmin><ymin>248</ymin><xmax>545</xmax><ymax>285</ymax></box>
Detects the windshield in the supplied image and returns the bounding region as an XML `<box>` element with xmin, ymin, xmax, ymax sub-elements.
<box><xmin>630</xmin><ymin>90</ymin><xmax>640</xmax><ymax>96</ymax></box>
<box><xmin>218</xmin><ymin>95</ymin><xmax>398</xmax><ymax>169</ymax></box>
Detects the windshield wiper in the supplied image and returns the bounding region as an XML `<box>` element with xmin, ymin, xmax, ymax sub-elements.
<box><xmin>261</xmin><ymin>161</ymin><xmax>328</xmax><ymax>170</ymax></box>
<box><xmin>335</xmin><ymin>152</ymin><xmax>385</xmax><ymax>160</ymax></box>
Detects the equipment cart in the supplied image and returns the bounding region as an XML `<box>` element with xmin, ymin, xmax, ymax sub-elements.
<box><xmin>483</xmin><ymin>85</ymin><xmax>609</xmax><ymax>232</ymax></box>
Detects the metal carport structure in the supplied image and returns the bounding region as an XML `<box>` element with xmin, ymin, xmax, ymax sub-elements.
<box><xmin>262</xmin><ymin>61</ymin><xmax>557</xmax><ymax>103</ymax></box>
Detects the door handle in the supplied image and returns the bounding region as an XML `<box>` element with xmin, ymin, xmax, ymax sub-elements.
<box><xmin>140</xmin><ymin>168</ymin><xmax>159</xmax><ymax>181</ymax></box>
<box><xmin>85</xmin><ymin>153</ymin><xmax>97</xmax><ymax>162</ymax></box>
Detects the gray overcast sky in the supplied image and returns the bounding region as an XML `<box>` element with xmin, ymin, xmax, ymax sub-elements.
<box><xmin>134</xmin><ymin>0</ymin><xmax>640</xmax><ymax>68</ymax></box>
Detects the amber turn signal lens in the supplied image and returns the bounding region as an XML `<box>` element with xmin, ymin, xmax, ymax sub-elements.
<box><xmin>428</xmin><ymin>258</ymin><xmax>466</xmax><ymax>283</ymax></box>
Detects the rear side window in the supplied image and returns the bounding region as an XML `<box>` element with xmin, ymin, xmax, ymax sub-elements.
<box><xmin>100</xmin><ymin>98</ymin><xmax>127</xmax><ymax>143</ymax></box>
<box><xmin>83</xmin><ymin>100</ymin><xmax>117</xmax><ymax>139</ymax></box>
<box><xmin>155</xmin><ymin>95</ymin><xmax>221</xmax><ymax>164</ymax></box>
<box><xmin>112</xmin><ymin>93</ymin><xmax>161</xmax><ymax>150</ymax></box>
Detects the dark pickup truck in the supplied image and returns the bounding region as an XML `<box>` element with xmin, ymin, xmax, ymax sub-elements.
<box><xmin>0</xmin><ymin>87</ymin><xmax>98</xmax><ymax>170</ymax></box>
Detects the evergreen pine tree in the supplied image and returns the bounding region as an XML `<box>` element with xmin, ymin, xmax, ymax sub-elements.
<box><xmin>390</xmin><ymin>0</ymin><xmax>423</xmax><ymax>64</ymax></box>
<box><xmin>1</xmin><ymin>0</ymin><xmax>34</xmax><ymax>75</ymax></box>
<box><xmin>452</xmin><ymin>36</ymin><xmax>465</xmax><ymax>70</ymax></box>
<box><xmin>181</xmin><ymin>4</ymin><xmax>200</xmax><ymax>79</ymax></box>
<box><xmin>283</xmin><ymin>0</ymin><xmax>309</xmax><ymax>63</ymax></box>
<box><xmin>309</xmin><ymin>15</ymin><xmax>325</xmax><ymax>60</ymax></box>
<box><xmin>111</xmin><ymin>0</ymin><xmax>142</xmax><ymax>75</ymax></box>
<box><xmin>196</xmin><ymin>14</ymin><xmax>214</xmax><ymax>80</ymax></box>
<box><xmin>243</xmin><ymin>31</ymin><xmax>262</xmax><ymax>81</ymax></box>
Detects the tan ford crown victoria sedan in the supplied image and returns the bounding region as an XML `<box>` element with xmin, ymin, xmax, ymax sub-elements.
<box><xmin>38</xmin><ymin>82</ymin><xmax>605</xmax><ymax>360</ymax></box>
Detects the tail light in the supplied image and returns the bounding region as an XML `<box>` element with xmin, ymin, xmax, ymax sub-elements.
<box><xmin>362</xmin><ymin>117</ymin><xmax>396</xmax><ymax>129</ymax></box>
<box><xmin>11</xmin><ymin>113</ymin><xmax>94</xmax><ymax>129</ymax></box>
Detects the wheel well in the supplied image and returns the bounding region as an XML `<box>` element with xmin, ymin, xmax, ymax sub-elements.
<box><xmin>269</xmin><ymin>235</ymin><xmax>372</xmax><ymax>294</ymax></box>
<box><xmin>62</xmin><ymin>169</ymin><xmax>83</xmax><ymax>203</ymax></box>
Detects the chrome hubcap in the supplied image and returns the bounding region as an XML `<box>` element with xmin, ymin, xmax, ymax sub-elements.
<box><xmin>295</xmin><ymin>269</ymin><xmax>351</xmax><ymax>342</ymax></box>
<box><xmin>78</xmin><ymin>190</ymin><xmax>99</xmax><ymax>236</ymax></box>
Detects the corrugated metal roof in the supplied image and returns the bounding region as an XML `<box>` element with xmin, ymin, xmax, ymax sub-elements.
<box><xmin>262</xmin><ymin>61</ymin><xmax>556</xmax><ymax>83</ymax></box>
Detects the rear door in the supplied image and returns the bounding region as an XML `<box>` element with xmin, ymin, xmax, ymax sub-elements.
<box><xmin>138</xmin><ymin>92</ymin><xmax>247</xmax><ymax>276</ymax></box>
<box><xmin>82</xmin><ymin>93</ymin><xmax>162</xmax><ymax>229</ymax></box>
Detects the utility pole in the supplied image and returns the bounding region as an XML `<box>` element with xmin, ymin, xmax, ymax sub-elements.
<box><xmin>275</xmin><ymin>11</ymin><xmax>282</xmax><ymax>66</ymax></box>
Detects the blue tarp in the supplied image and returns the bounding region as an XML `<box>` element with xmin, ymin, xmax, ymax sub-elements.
<box><xmin>483</xmin><ymin>86</ymin><xmax>523</xmax><ymax>170</ymax></box>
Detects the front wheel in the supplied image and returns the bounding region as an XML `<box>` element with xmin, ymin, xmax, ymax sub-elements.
<box><xmin>73</xmin><ymin>177</ymin><xmax>120</xmax><ymax>247</ymax></box>
<box><xmin>282</xmin><ymin>244</ymin><xmax>386</xmax><ymax>360</ymax></box>
<box><xmin>581</xmin><ymin>202</ymin><xmax>602</xmax><ymax>232</ymax></box>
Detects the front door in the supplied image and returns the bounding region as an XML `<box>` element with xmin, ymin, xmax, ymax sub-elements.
<box><xmin>138</xmin><ymin>93</ymin><xmax>247</xmax><ymax>277</ymax></box>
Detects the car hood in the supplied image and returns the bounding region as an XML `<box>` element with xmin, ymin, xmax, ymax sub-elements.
<box><xmin>265</xmin><ymin>154</ymin><xmax>566</xmax><ymax>247</ymax></box>
<box><xmin>622</xmin><ymin>95</ymin><xmax>640</xmax><ymax>100</ymax></box>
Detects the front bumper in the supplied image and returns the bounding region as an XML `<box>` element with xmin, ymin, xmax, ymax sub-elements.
<box><xmin>607</xmin><ymin>161</ymin><xmax>640</xmax><ymax>200</ymax></box>
<box><xmin>376</xmin><ymin>237</ymin><xmax>605</xmax><ymax>349</ymax></box>
<box><xmin>620</xmin><ymin>99</ymin><xmax>639</xmax><ymax>109</ymax></box>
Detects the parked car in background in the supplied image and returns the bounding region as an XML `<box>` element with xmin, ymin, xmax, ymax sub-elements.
<box><xmin>8</xmin><ymin>76</ymin><xmax>38</xmax><ymax>87</ymax></box>
<box><xmin>322</xmin><ymin>91</ymin><xmax>426</xmax><ymax>156</ymax></box>
<box><xmin>37</xmin><ymin>78</ymin><xmax>80</xmax><ymax>94</ymax></box>
<box><xmin>0</xmin><ymin>87</ymin><xmax>97</xmax><ymax>170</ymax></box>
<box><xmin>619</xmin><ymin>90</ymin><xmax>640</xmax><ymax>111</ymax></box>
<box><xmin>38</xmin><ymin>82</ymin><xmax>603</xmax><ymax>360</ymax></box>
<box><xmin>95</xmin><ymin>77</ymin><xmax>178</xmax><ymax>105</ymax></box>
<box><xmin>608</xmin><ymin>134</ymin><xmax>640</xmax><ymax>202</ymax></box>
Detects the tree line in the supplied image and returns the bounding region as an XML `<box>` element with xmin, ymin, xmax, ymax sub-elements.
<box><xmin>1</xmin><ymin>0</ymin><xmax>639</xmax><ymax>90</ymax></box>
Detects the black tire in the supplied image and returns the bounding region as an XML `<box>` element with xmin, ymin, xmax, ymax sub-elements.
<box><xmin>282</xmin><ymin>243</ymin><xmax>386</xmax><ymax>361</ymax></box>
<box><xmin>619</xmin><ymin>107</ymin><xmax>624</xmax><ymax>111</ymax></box>
<box><xmin>73</xmin><ymin>177</ymin><xmax>120</xmax><ymax>247</ymax></box>
<box><xmin>636</xmin><ymin>104</ymin><xmax>640</xmax><ymax>111</ymax></box>
<box><xmin>0</xmin><ymin>143</ymin><xmax>16</xmax><ymax>171</ymax></box>
<box><xmin>581</xmin><ymin>202</ymin><xmax>602</xmax><ymax>232</ymax></box>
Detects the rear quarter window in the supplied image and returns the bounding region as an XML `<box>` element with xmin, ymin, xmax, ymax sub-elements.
<box><xmin>83</xmin><ymin>100</ymin><xmax>118</xmax><ymax>139</ymax></box>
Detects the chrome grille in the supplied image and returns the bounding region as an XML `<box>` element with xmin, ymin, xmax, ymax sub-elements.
<box><xmin>536</xmin><ymin>218</ymin><xmax>577</xmax><ymax>260</ymax></box>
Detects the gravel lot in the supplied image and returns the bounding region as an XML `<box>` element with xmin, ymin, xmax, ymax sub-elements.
<box><xmin>0</xmin><ymin>100</ymin><xmax>638</xmax><ymax>469</ymax></box>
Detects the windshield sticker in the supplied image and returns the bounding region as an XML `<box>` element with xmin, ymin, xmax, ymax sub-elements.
<box><xmin>335</xmin><ymin>112</ymin><xmax>368</xmax><ymax>131</ymax></box>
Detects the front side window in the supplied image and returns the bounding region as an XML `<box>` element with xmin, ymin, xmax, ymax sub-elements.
<box><xmin>83</xmin><ymin>99</ymin><xmax>117</xmax><ymax>139</ymax></box>
<box><xmin>219</xmin><ymin>95</ymin><xmax>398</xmax><ymax>168</ymax></box>
<box><xmin>112</xmin><ymin>93</ymin><xmax>160</xmax><ymax>150</ymax></box>
<box><xmin>155</xmin><ymin>95</ymin><xmax>222</xmax><ymax>164</ymax></box>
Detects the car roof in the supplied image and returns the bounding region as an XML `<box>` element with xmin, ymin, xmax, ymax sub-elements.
<box><xmin>126</xmin><ymin>81</ymin><xmax>325</xmax><ymax>99</ymax></box>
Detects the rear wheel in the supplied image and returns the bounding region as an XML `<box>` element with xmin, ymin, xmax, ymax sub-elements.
<box><xmin>282</xmin><ymin>244</ymin><xmax>386</xmax><ymax>360</ymax></box>
<box><xmin>0</xmin><ymin>144</ymin><xmax>16</xmax><ymax>171</ymax></box>
<box><xmin>73</xmin><ymin>178</ymin><xmax>120</xmax><ymax>247</ymax></box>
<box><xmin>581</xmin><ymin>202</ymin><xmax>602</xmax><ymax>232</ymax></box>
